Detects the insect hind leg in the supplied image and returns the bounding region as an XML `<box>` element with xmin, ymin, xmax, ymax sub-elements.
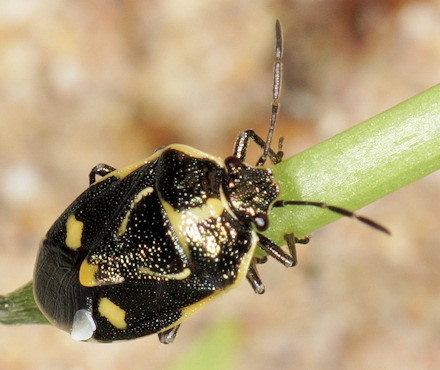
<box><xmin>89</xmin><ymin>163</ymin><xmax>116</xmax><ymax>185</ymax></box>
<box><xmin>158</xmin><ymin>325</ymin><xmax>180</xmax><ymax>344</ymax></box>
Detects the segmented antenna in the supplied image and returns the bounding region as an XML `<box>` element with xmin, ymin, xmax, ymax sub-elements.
<box><xmin>273</xmin><ymin>200</ymin><xmax>391</xmax><ymax>235</ymax></box>
<box><xmin>257</xmin><ymin>19</ymin><xmax>283</xmax><ymax>166</ymax></box>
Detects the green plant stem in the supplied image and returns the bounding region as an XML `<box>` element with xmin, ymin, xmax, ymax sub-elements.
<box><xmin>1</xmin><ymin>84</ymin><xmax>439</xmax><ymax>325</ymax></box>
<box><xmin>0</xmin><ymin>281</ymin><xmax>48</xmax><ymax>324</ymax></box>
<box><xmin>266</xmin><ymin>83</ymin><xmax>440</xmax><ymax>244</ymax></box>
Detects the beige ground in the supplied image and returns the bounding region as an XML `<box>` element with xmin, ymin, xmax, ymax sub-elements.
<box><xmin>0</xmin><ymin>1</ymin><xmax>439</xmax><ymax>369</ymax></box>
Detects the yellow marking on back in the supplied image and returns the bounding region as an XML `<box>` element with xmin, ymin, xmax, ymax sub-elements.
<box><xmin>138</xmin><ymin>267</ymin><xmax>191</xmax><ymax>280</ymax></box>
<box><xmin>161</xmin><ymin>198</ymin><xmax>225</xmax><ymax>257</ymax></box>
<box><xmin>79</xmin><ymin>260</ymin><xmax>99</xmax><ymax>287</ymax></box>
<box><xmin>118</xmin><ymin>215</ymin><xmax>130</xmax><ymax>236</ymax></box>
<box><xmin>134</xmin><ymin>186</ymin><xmax>154</xmax><ymax>202</ymax></box>
<box><xmin>98</xmin><ymin>298</ymin><xmax>127</xmax><ymax>329</ymax></box>
<box><xmin>220</xmin><ymin>187</ymin><xmax>237</xmax><ymax>220</ymax></box>
<box><xmin>91</xmin><ymin>144</ymin><xmax>224</xmax><ymax>186</ymax></box>
<box><xmin>160</xmin><ymin>231</ymin><xmax>259</xmax><ymax>332</ymax></box>
<box><xmin>189</xmin><ymin>198</ymin><xmax>224</xmax><ymax>219</ymax></box>
<box><xmin>65</xmin><ymin>214</ymin><xmax>84</xmax><ymax>250</ymax></box>
<box><xmin>161</xmin><ymin>201</ymin><xmax>190</xmax><ymax>256</ymax></box>
<box><xmin>118</xmin><ymin>187</ymin><xmax>154</xmax><ymax>235</ymax></box>
<box><xmin>165</xmin><ymin>144</ymin><xmax>224</xmax><ymax>167</ymax></box>
<box><xmin>91</xmin><ymin>151</ymin><xmax>163</xmax><ymax>185</ymax></box>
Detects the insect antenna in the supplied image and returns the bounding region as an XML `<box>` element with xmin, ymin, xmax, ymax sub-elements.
<box><xmin>272</xmin><ymin>200</ymin><xmax>391</xmax><ymax>235</ymax></box>
<box><xmin>257</xmin><ymin>19</ymin><xmax>283</xmax><ymax>166</ymax></box>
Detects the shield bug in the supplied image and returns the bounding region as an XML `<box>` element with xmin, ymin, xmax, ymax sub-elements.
<box><xmin>33</xmin><ymin>20</ymin><xmax>389</xmax><ymax>344</ymax></box>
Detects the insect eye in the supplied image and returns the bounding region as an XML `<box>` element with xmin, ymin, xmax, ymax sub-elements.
<box><xmin>253</xmin><ymin>213</ymin><xmax>268</xmax><ymax>231</ymax></box>
<box><xmin>225</xmin><ymin>156</ymin><xmax>242</xmax><ymax>173</ymax></box>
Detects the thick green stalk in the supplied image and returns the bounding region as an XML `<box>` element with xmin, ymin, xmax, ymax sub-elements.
<box><xmin>266</xmin><ymin>84</ymin><xmax>440</xmax><ymax>244</ymax></box>
<box><xmin>1</xmin><ymin>84</ymin><xmax>439</xmax><ymax>325</ymax></box>
<box><xmin>0</xmin><ymin>281</ymin><xmax>48</xmax><ymax>324</ymax></box>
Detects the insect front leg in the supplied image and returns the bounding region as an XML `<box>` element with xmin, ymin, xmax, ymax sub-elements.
<box><xmin>246</xmin><ymin>234</ymin><xmax>308</xmax><ymax>293</ymax></box>
<box><xmin>256</xmin><ymin>233</ymin><xmax>296</xmax><ymax>267</ymax></box>
<box><xmin>233</xmin><ymin>130</ymin><xmax>283</xmax><ymax>165</ymax></box>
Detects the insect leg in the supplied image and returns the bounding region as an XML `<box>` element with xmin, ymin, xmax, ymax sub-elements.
<box><xmin>284</xmin><ymin>233</ymin><xmax>298</xmax><ymax>266</ymax></box>
<box><xmin>233</xmin><ymin>129</ymin><xmax>282</xmax><ymax>164</ymax></box>
<box><xmin>283</xmin><ymin>233</ymin><xmax>309</xmax><ymax>265</ymax></box>
<box><xmin>247</xmin><ymin>234</ymin><xmax>305</xmax><ymax>293</ymax></box>
<box><xmin>246</xmin><ymin>260</ymin><xmax>266</xmax><ymax>294</ymax></box>
<box><xmin>255</xmin><ymin>255</ymin><xmax>268</xmax><ymax>264</ymax></box>
<box><xmin>89</xmin><ymin>163</ymin><xmax>116</xmax><ymax>185</ymax></box>
<box><xmin>257</xmin><ymin>233</ymin><xmax>295</xmax><ymax>267</ymax></box>
<box><xmin>158</xmin><ymin>324</ymin><xmax>180</xmax><ymax>344</ymax></box>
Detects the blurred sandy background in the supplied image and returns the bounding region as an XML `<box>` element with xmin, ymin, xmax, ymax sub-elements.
<box><xmin>0</xmin><ymin>1</ymin><xmax>439</xmax><ymax>369</ymax></box>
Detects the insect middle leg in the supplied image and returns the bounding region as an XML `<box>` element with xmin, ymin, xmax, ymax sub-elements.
<box><xmin>284</xmin><ymin>233</ymin><xmax>310</xmax><ymax>267</ymax></box>
<box><xmin>246</xmin><ymin>233</ymin><xmax>309</xmax><ymax>293</ymax></box>
<box><xmin>246</xmin><ymin>259</ymin><xmax>266</xmax><ymax>294</ymax></box>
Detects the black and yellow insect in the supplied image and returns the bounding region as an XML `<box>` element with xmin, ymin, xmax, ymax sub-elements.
<box><xmin>33</xmin><ymin>21</ymin><xmax>388</xmax><ymax>344</ymax></box>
